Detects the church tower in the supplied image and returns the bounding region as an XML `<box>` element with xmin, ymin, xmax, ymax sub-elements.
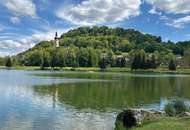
<box><xmin>54</xmin><ymin>32</ymin><xmax>60</xmax><ymax>47</ymax></box>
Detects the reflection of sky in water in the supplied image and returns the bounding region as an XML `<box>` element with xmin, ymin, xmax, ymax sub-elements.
<box><xmin>0</xmin><ymin>84</ymin><xmax>116</xmax><ymax>130</ymax></box>
<box><xmin>0</xmin><ymin>95</ymin><xmax>116</xmax><ymax>130</ymax></box>
<box><xmin>0</xmin><ymin>70</ymin><xmax>117</xmax><ymax>130</ymax></box>
<box><xmin>0</xmin><ymin>70</ymin><xmax>190</xmax><ymax>130</ymax></box>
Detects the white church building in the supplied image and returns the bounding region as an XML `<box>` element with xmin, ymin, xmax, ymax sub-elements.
<box><xmin>54</xmin><ymin>32</ymin><xmax>60</xmax><ymax>47</ymax></box>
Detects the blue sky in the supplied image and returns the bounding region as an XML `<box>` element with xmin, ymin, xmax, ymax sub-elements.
<box><xmin>0</xmin><ymin>0</ymin><xmax>190</xmax><ymax>56</ymax></box>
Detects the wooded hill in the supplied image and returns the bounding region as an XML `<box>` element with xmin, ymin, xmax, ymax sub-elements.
<box><xmin>9</xmin><ymin>26</ymin><xmax>190</xmax><ymax>68</ymax></box>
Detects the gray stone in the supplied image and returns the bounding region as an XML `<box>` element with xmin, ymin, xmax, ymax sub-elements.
<box><xmin>180</xmin><ymin>112</ymin><xmax>190</xmax><ymax>117</ymax></box>
<box><xmin>115</xmin><ymin>109</ymin><xmax>143</xmax><ymax>129</ymax></box>
<box><xmin>115</xmin><ymin>109</ymin><xmax>164</xmax><ymax>129</ymax></box>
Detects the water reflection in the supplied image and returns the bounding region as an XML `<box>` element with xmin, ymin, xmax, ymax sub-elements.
<box><xmin>33</xmin><ymin>72</ymin><xmax>190</xmax><ymax>111</ymax></box>
<box><xmin>1</xmin><ymin>70</ymin><xmax>190</xmax><ymax>130</ymax></box>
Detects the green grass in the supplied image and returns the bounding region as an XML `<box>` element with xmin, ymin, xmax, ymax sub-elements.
<box><xmin>0</xmin><ymin>66</ymin><xmax>41</xmax><ymax>70</ymax></box>
<box><xmin>116</xmin><ymin>117</ymin><xmax>190</xmax><ymax>130</ymax></box>
<box><xmin>130</xmin><ymin>117</ymin><xmax>190</xmax><ymax>130</ymax></box>
<box><xmin>1</xmin><ymin>66</ymin><xmax>190</xmax><ymax>75</ymax></box>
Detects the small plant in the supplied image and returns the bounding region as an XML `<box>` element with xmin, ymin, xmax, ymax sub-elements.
<box><xmin>164</xmin><ymin>98</ymin><xmax>188</xmax><ymax>116</ymax></box>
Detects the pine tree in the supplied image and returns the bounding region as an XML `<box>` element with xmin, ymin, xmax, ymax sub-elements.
<box><xmin>120</xmin><ymin>57</ymin><xmax>126</xmax><ymax>67</ymax></box>
<box><xmin>131</xmin><ymin>54</ymin><xmax>140</xmax><ymax>70</ymax></box>
<box><xmin>141</xmin><ymin>55</ymin><xmax>146</xmax><ymax>69</ymax></box>
<box><xmin>150</xmin><ymin>54</ymin><xmax>157</xmax><ymax>69</ymax></box>
<box><xmin>131</xmin><ymin>55</ymin><xmax>137</xmax><ymax>70</ymax></box>
<box><xmin>169</xmin><ymin>59</ymin><xmax>176</xmax><ymax>71</ymax></box>
<box><xmin>145</xmin><ymin>59</ymin><xmax>151</xmax><ymax>69</ymax></box>
<box><xmin>99</xmin><ymin>57</ymin><xmax>108</xmax><ymax>70</ymax></box>
<box><xmin>5</xmin><ymin>57</ymin><xmax>12</xmax><ymax>67</ymax></box>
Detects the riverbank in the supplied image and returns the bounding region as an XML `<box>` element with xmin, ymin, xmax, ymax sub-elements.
<box><xmin>1</xmin><ymin>66</ymin><xmax>190</xmax><ymax>74</ymax></box>
<box><xmin>130</xmin><ymin>117</ymin><xmax>190</xmax><ymax>130</ymax></box>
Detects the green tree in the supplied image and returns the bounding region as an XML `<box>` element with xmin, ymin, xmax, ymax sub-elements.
<box><xmin>131</xmin><ymin>51</ymin><xmax>158</xmax><ymax>70</ymax></box>
<box><xmin>57</xmin><ymin>48</ymin><xmax>66</xmax><ymax>67</ymax></box>
<box><xmin>50</xmin><ymin>49</ymin><xmax>59</xmax><ymax>68</ymax></box>
<box><xmin>150</xmin><ymin>54</ymin><xmax>157</xmax><ymax>69</ymax></box>
<box><xmin>88</xmin><ymin>48</ymin><xmax>98</xmax><ymax>67</ymax></box>
<box><xmin>183</xmin><ymin>49</ymin><xmax>190</xmax><ymax>68</ymax></box>
<box><xmin>169</xmin><ymin>59</ymin><xmax>176</xmax><ymax>71</ymax></box>
<box><xmin>78</xmin><ymin>48</ymin><xmax>89</xmax><ymax>67</ymax></box>
<box><xmin>139</xmin><ymin>50</ymin><xmax>146</xmax><ymax>69</ymax></box>
<box><xmin>25</xmin><ymin>50</ymin><xmax>43</xmax><ymax>66</ymax></box>
<box><xmin>117</xmin><ymin>39</ymin><xmax>132</xmax><ymax>52</ymax></box>
<box><xmin>42</xmin><ymin>51</ymin><xmax>50</xmax><ymax>68</ymax></box>
<box><xmin>131</xmin><ymin>53</ymin><xmax>140</xmax><ymax>70</ymax></box>
<box><xmin>141</xmin><ymin>54</ymin><xmax>146</xmax><ymax>69</ymax></box>
<box><xmin>107</xmin><ymin>50</ymin><xmax>115</xmax><ymax>66</ymax></box>
<box><xmin>66</xmin><ymin>48</ymin><xmax>78</xmax><ymax>67</ymax></box>
<box><xmin>5</xmin><ymin>57</ymin><xmax>12</xmax><ymax>67</ymax></box>
<box><xmin>99</xmin><ymin>57</ymin><xmax>108</xmax><ymax>70</ymax></box>
<box><xmin>0</xmin><ymin>57</ymin><xmax>4</xmax><ymax>66</ymax></box>
<box><xmin>116</xmin><ymin>57</ymin><xmax>126</xmax><ymax>67</ymax></box>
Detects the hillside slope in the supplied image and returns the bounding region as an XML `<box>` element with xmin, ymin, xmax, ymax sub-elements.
<box><xmin>13</xmin><ymin>26</ymin><xmax>190</xmax><ymax>68</ymax></box>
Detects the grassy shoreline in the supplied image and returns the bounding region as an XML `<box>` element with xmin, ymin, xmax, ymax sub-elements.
<box><xmin>1</xmin><ymin>66</ymin><xmax>190</xmax><ymax>74</ymax></box>
<box><xmin>130</xmin><ymin>117</ymin><xmax>190</xmax><ymax>130</ymax></box>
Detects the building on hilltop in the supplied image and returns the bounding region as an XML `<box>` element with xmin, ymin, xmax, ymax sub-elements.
<box><xmin>54</xmin><ymin>32</ymin><xmax>60</xmax><ymax>47</ymax></box>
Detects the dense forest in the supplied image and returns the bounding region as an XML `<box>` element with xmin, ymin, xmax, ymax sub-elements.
<box><xmin>1</xmin><ymin>26</ymin><xmax>190</xmax><ymax>70</ymax></box>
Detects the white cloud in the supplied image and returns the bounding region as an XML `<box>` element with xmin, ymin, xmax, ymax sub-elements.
<box><xmin>146</xmin><ymin>0</ymin><xmax>190</xmax><ymax>28</ymax></box>
<box><xmin>0</xmin><ymin>28</ymin><xmax>71</xmax><ymax>56</ymax></box>
<box><xmin>29</xmin><ymin>28</ymin><xmax>71</xmax><ymax>43</ymax></box>
<box><xmin>1</xmin><ymin>0</ymin><xmax>37</xmax><ymax>18</ymax></box>
<box><xmin>160</xmin><ymin>15</ymin><xmax>170</xmax><ymax>21</ymax></box>
<box><xmin>56</xmin><ymin>0</ymin><xmax>141</xmax><ymax>25</ymax></box>
<box><xmin>159</xmin><ymin>15</ymin><xmax>190</xmax><ymax>28</ymax></box>
<box><xmin>10</xmin><ymin>17</ymin><xmax>20</xmax><ymax>24</ymax></box>
<box><xmin>0</xmin><ymin>40</ymin><xmax>22</xmax><ymax>56</ymax></box>
<box><xmin>0</xmin><ymin>40</ymin><xmax>21</xmax><ymax>49</ymax></box>
<box><xmin>0</xmin><ymin>51</ymin><xmax>13</xmax><ymax>57</ymax></box>
<box><xmin>167</xmin><ymin>16</ymin><xmax>190</xmax><ymax>28</ymax></box>
<box><xmin>146</xmin><ymin>0</ymin><xmax>190</xmax><ymax>14</ymax></box>
<box><xmin>149</xmin><ymin>8</ymin><xmax>162</xmax><ymax>15</ymax></box>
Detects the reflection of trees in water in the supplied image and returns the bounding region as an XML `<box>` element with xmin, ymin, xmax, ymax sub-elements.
<box><xmin>33</xmin><ymin>75</ymin><xmax>190</xmax><ymax>111</ymax></box>
<box><xmin>52</xmin><ymin>83</ymin><xmax>58</xmax><ymax>109</ymax></box>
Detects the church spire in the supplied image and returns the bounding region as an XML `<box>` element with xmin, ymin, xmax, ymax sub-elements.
<box><xmin>55</xmin><ymin>32</ymin><xmax>58</xmax><ymax>38</ymax></box>
<box><xmin>54</xmin><ymin>32</ymin><xmax>60</xmax><ymax>47</ymax></box>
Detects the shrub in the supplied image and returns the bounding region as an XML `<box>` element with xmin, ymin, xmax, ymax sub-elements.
<box><xmin>164</xmin><ymin>98</ymin><xmax>188</xmax><ymax>116</ymax></box>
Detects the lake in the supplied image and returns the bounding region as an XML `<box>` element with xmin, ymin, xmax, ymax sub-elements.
<box><xmin>0</xmin><ymin>70</ymin><xmax>190</xmax><ymax>130</ymax></box>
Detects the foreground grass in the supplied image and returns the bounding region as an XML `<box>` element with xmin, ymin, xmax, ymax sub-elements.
<box><xmin>130</xmin><ymin>117</ymin><xmax>190</xmax><ymax>130</ymax></box>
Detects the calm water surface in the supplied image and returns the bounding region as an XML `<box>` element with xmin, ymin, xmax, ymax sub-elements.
<box><xmin>0</xmin><ymin>70</ymin><xmax>190</xmax><ymax>130</ymax></box>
